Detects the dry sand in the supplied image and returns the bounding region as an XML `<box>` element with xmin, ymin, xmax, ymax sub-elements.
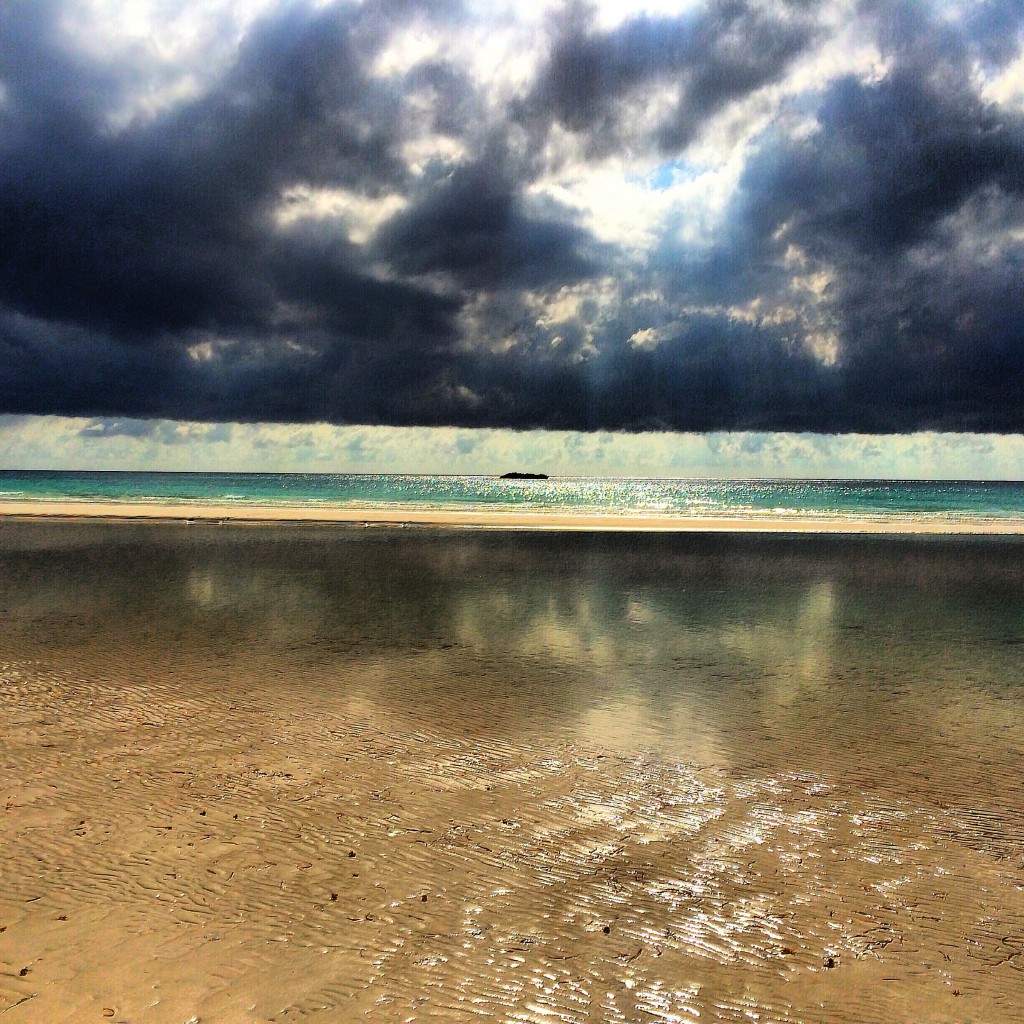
<box><xmin>2</xmin><ymin>498</ymin><xmax>1024</xmax><ymax>532</ymax></box>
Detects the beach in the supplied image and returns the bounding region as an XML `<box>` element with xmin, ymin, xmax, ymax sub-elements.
<box><xmin>3</xmin><ymin>498</ymin><xmax>1024</xmax><ymax>532</ymax></box>
<box><xmin>3</xmin><ymin>520</ymin><xmax>1024</xmax><ymax>1022</ymax></box>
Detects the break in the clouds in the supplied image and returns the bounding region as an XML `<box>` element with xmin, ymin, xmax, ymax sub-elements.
<box><xmin>1</xmin><ymin>0</ymin><xmax>1024</xmax><ymax>434</ymax></box>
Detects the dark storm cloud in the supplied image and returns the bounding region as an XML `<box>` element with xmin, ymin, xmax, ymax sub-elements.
<box><xmin>1</xmin><ymin>0</ymin><xmax>1024</xmax><ymax>433</ymax></box>
<box><xmin>696</xmin><ymin>0</ymin><xmax>1024</xmax><ymax>430</ymax></box>
<box><xmin>520</xmin><ymin>0</ymin><xmax>820</xmax><ymax>154</ymax></box>
<box><xmin>0</xmin><ymin>0</ymin><xmax>437</xmax><ymax>340</ymax></box>
<box><xmin>455</xmin><ymin>313</ymin><xmax>833</xmax><ymax>433</ymax></box>
<box><xmin>829</xmin><ymin>190</ymin><xmax>1024</xmax><ymax>432</ymax></box>
<box><xmin>372</xmin><ymin>157</ymin><xmax>605</xmax><ymax>288</ymax></box>
<box><xmin>963</xmin><ymin>0</ymin><xmax>1024</xmax><ymax>67</ymax></box>
<box><xmin>753</xmin><ymin>70</ymin><xmax>1022</xmax><ymax>256</ymax></box>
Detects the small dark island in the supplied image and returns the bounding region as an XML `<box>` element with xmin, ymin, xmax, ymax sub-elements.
<box><xmin>500</xmin><ymin>472</ymin><xmax>549</xmax><ymax>480</ymax></box>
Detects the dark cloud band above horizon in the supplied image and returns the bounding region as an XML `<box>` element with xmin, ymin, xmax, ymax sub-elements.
<box><xmin>2</xmin><ymin>0</ymin><xmax>1024</xmax><ymax>433</ymax></box>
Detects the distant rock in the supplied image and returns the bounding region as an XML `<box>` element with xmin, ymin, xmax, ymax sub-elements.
<box><xmin>500</xmin><ymin>472</ymin><xmax>549</xmax><ymax>480</ymax></box>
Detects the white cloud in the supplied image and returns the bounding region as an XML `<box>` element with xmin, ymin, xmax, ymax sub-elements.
<box><xmin>58</xmin><ymin>0</ymin><xmax>280</xmax><ymax>128</ymax></box>
<box><xmin>2</xmin><ymin>415</ymin><xmax>1023</xmax><ymax>480</ymax></box>
<box><xmin>529</xmin><ymin>149</ymin><xmax>743</xmax><ymax>259</ymax></box>
<box><xmin>273</xmin><ymin>186</ymin><xmax>408</xmax><ymax>244</ymax></box>
<box><xmin>980</xmin><ymin>50</ymin><xmax>1024</xmax><ymax>110</ymax></box>
<box><xmin>589</xmin><ymin>0</ymin><xmax>704</xmax><ymax>31</ymax></box>
<box><xmin>455</xmin><ymin>3</ymin><xmax>548</xmax><ymax>107</ymax></box>
<box><xmin>371</xmin><ymin>22</ymin><xmax>444</xmax><ymax>78</ymax></box>
<box><xmin>628</xmin><ymin>327</ymin><xmax>663</xmax><ymax>349</ymax></box>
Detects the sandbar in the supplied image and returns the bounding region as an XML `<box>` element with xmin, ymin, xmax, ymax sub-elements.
<box><xmin>2</xmin><ymin>498</ymin><xmax>1024</xmax><ymax>532</ymax></box>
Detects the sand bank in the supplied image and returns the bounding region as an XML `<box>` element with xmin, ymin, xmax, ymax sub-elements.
<box><xmin>3</xmin><ymin>526</ymin><xmax>1024</xmax><ymax>1021</ymax></box>
<box><xmin>2</xmin><ymin>498</ymin><xmax>1024</xmax><ymax>532</ymax></box>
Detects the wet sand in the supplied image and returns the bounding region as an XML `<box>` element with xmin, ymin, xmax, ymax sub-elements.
<box><xmin>2</xmin><ymin>523</ymin><xmax>1024</xmax><ymax>1022</ymax></box>
<box><xmin>3</xmin><ymin>498</ymin><xmax>1024</xmax><ymax>532</ymax></box>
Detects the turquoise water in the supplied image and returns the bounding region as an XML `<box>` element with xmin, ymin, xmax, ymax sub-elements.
<box><xmin>2</xmin><ymin>470</ymin><xmax>1024</xmax><ymax>521</ymax></box>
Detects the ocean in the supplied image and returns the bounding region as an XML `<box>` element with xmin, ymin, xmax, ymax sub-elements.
<box><xmin>2</xmin><ymin>469</ymin><xmax>1024</xmax><ymax>522</ymax></box>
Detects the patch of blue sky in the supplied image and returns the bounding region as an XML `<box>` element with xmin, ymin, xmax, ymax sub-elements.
<box><xmin>645</xmin><ymin>159</ymin><xmax>707</xmax><ymax>190</ymax></box>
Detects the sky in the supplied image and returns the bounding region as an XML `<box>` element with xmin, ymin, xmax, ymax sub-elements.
<box><xmin>2</xmin><ymin>0</ymin><xmax>1024</xmax><ymax>476</ymax></box>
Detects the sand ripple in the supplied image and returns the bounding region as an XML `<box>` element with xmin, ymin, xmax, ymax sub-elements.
<box><xmin>4</xmin><ymin>654</ymin><xmax>1024</xmax><ymax>1023</ymax></box>
<box><xmin>3</xmin><ymin>525</ymin><xmax>1024</xmax><ymax>1022</ymax></box>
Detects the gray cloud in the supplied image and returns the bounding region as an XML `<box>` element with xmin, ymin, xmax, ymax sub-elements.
<box><xmin>372</xmin><ymin>155</ymin><xmax>607</xmax><ymax>288</ymax></box>
<box><xmin>1</xmin><ymin>0</ymin><xmax>1023</xmax><ymax>433</ymax></box>
<box><xmin>520</xmin><ymin>0</ymin><xmax>821</xmax><ymax>155</ymax></box>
